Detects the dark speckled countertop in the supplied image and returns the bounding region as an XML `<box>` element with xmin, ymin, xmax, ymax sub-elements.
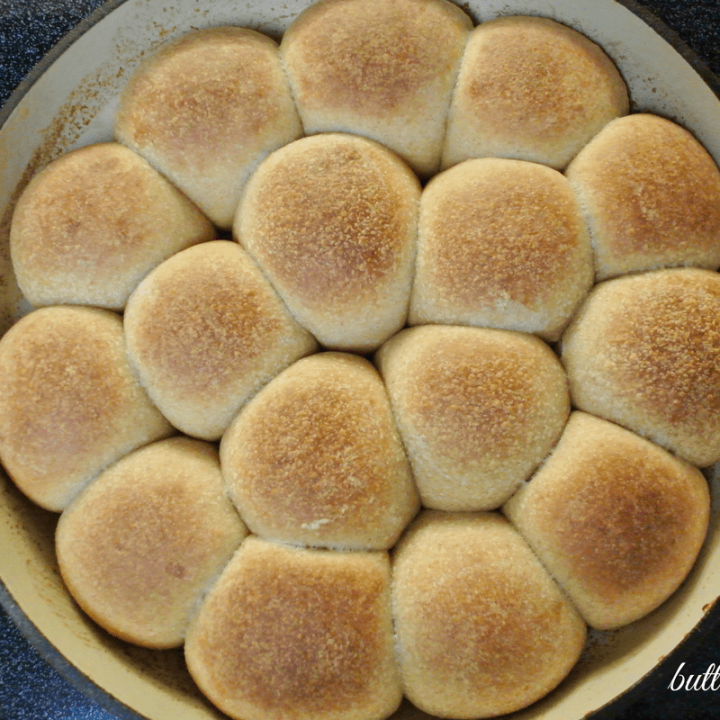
<box><xmin>2</xmin><ymin>1</ymin><xmax>720</xmax><ymax>719</ymax></box>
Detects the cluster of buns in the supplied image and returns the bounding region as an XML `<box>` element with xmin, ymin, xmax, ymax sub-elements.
<box><xmin>2</xmin><ymin>1</ymin><xmax>720</xmax><ymax>719</ymax></box>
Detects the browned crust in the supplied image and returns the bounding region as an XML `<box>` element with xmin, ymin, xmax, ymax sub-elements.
<box><xmin>9</xmin><ymin>142</ymin><xmax>215</xmax><ymax>310</ymax></box>
<box><xmin>234</xmin><ymin>134</ymin><xmax>420</xmax><ymax>350</ymax></box>
<box><xmin>56</xmin><ymin>437</ymin><xmax>247</xmax><ymax>648</ymax></box>
<box><xmin>116</xmin><ymin>28</ymin><xmax>293</xmax><ymax>173</ymax></box>
<box><xmin>124</xmin><ymin>240</ymin><xmax>317</xmax><ymax>440</ymax></box>
<box><xmin>220</xmin><ymin>352</ymin><xmax>419</xmax><ymax>550</ymax></box>
<box><xmin>566</xmin><ymin>114</ymin><xmax>720</xmax><ymax>280</ymax></box>
<box><xmin>392</xmin><ymin>511</ymin><xmax>586</xmax><ymax>718</ymax></box>
<box><xmin>561</xmin><ymin>268</ymin><xmax>720</xmax><ymax>466</ymax></box>
<box><xmin>443</xmin><ymin>16</ymin><xmax>629</xmax><ymax>169</ymax></box>
<box><xmin>410</xmin><ymin>157</ymin><xmax>593</xmax><ymax>339</ymax></box>
<box><xmin>0</xmin><ymin>306</ymin><xmax>172</xmax><ymax>511</ymax></box>
<box><xmin>185</xmin><ymin>537</ymin><xmax>401</xmax><ymax>720</ymax></box>
<box><xmin>504</xmin><ymin>412</ymin><xmax>710</xmax><ymax>629</ymax></box>
<box><xmin>281</xmin><ymin>0</ymin><xmax>472</xmax><ymax>116</ymax></box>
<box><xmin>375</xmin><ymin>325</ymin><xmax>569</xmax><ymax>510</ymax></box>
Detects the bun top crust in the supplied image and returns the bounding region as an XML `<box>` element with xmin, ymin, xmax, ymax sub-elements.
<box><xmin>56</xmin><ymin>437</ymin><xmax>247</xmax><ymax>648</ymax></box>
<box><xmin>566</xmin><ymin>113</ymin><xmax>720</xmax><ymax>280</ymax></box>
<box><xmin>376</xmin><ymin>325</ymin><xmax>569</xmax><ymax>511</ymax></box>
<box><xmin>504</xmin><ymin>412</ymin><xmax>710</xmax><ymax>630</ymax></box>
<box><xmin>220</xmin><ymin>352</ymin><xmax>419</xmax><ymax>550</ymax></box>
<box><xmin>185</xmin><ymin>536</ymin><xmax>402</xmax><ymax>720</ymax></box>
<box><xmin>561</xmin><ymin>268</ymin><xmax>720</xmax><ymax>467</ymax></box>
<box><xmin>124</xmin><ymin>240</ymin><xmax>317</xmax><ymax>441</ymax></box>
<box><xmin>115</xmin><ymin>27</ymin><xmax>303</xmax><ymax>228</ymax></box>
<box><xmin>442</xmin><ymin>16</ymin><xmax>629</xmax><ymax>170</ymax></box>
<box><xmin>281</xmin><ymin>0</ymin><xmax>472</xmax><ymax>177</ymax></box>
<box><xmin>410</xmin><ymin>157</ymin><xmax>593</xmax><ymax>340</ymax></box>
<box><xmin>234</xmin><ymin>134</ymin><xmax>421</xmax><ymax>352</ymax></box>
<box><xmin>9</xmin><ymin>143</ymin><xmax>216</xmax><ymax>311</ymax></box>
<box><xmin>392</xmin><ymin>510</ymin><xmax>586</xmax><ymax>718</ymax></box>
<box><xmin>0</xmin><ymin>306</ymin><xmax>172</xmax><ymax>511</ymax></box>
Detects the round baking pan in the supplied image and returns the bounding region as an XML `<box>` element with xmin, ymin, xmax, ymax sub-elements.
<box><xmin>1</xmin><ymin>2</ymin><xmax>720</xmax><ymax>719</ymax></box>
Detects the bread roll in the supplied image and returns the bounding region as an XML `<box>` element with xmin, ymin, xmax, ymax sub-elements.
<box><xmin>114</xmin><ymin>27</ymin><xmax>303</xmax><ymax>228</ymax></box>
<box><xmin>566</xmin><ymin>113</ymin><xmax>720</xmax><ymax>280</ymax></box>
<box><xmin>504</xmin><ymin>412</ymin><xmax>710</xmax><ymax>630</ymax></box>
<box><xmin>56</xmin><ymin>437</ymin><xmax>247</xmax><ymax>648</ymax></box>
<box><xmin>442</xmin><ymin>16</ymin><xmax>629</xmax><ymax>170</ymax></box>
<box><xmin>560</xmin><ymin>268</ymin><xmax>720</xmax><ymax>467</ymax></box>
<box><xmin>410</xmin><ymin>158</ymin><xmax>593</xmax><ymax>341</ymax></box>
<box><xmin>0</xmin><ymin>306</ymin><xmax>173</xmax><ymax>512</ymax></box>
<box><xmin>185</xmin><ymin>536</ymin><xmax>402</xmax><ymax>720</ymax></box>
<box><xmin>280</xmin><ymin>0</ymin><xmax>472</xmax><ymax>177</ymax></box>
<box><xmin>9</xmin><ymin>142</ymin><xmax>216</xmax><ymax>310</ymax></box>
<box><xmin>124</xmin><ymin>240</ymin><xmax>317</xmax><ymax>441</ymax></box>
<box><xmin>392</xmin><ymin>510</ymin><xmax>586</xmax><ymax>719</ymax></box>
<box><xmin>375</xmin><ymin>325</ymin><xmax>569</xmax><ymax>510</ymax></box>
<box><xmin>234</xmin><ymin>134</ymin><xmax>420</xmax><ymax>352</ymax></box>
<box><xmin>221</xmin><ymin>352</ymin><xmax>419</xmax><ymax>550</ymax></box>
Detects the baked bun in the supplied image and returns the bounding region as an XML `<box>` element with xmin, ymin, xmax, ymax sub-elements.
<box><xmin>375</xmin><ymin>325</ymin><xmax>569</xmax><ymax>511</ymax></box>
<box><xmin>503</xmin><ymin>412</ymin><xmax>710</xmax><ymax>630</ymax></box>
<box><xmin>392</xmin><ymin>510</ymin><xmax>586</xmax><ymax>719</ymax></box>
<box><xmin>233</xmin><ymin>134</ymin><xmax>420</xmax><ymax>352</ymax></box>
<box><xmin>409</xmin><ymin>158</ymin><xmax>593</xmax><ymax>341</ymax></box>
<box><xmin>114</xmin><ymin>27</ymin><xmax>303</xmax><ymax>228</ymax></box>
<box><xmin>221</xmin><ymin>352</ymin><xmax>419</xmax><ymax>550</ymax></box>
<box><xmin>124</xmin><ymin>240</ymin><xmax>317</xmax><ymax>441</ymax></box>
<box><xmin>442</xmin><ymin>16</ymin><xmax>629</xmax><ymax>170</ymax></box>
<box><xmin>566</xmin><ymin>113</ymin><xmax>720</xmax><ymax>280</ymax></box>
<box><xmin>561</xmin><ymin>268</ymin><xmax>720</xmax><ymax>467</ymax></box>
<box><xmin>0</xmin><ymin>306</ymin><xmax>172</xmax><ymax>511</ymax></box>
<box><xmin>9</xmin><ymin>142</ymin><xmax>216</xmax><ymax>310</ymax></box>
<box><xmin>185</xmin><ymin>536</ymin><xmax>402</xmax><ymax>720</ymax></box>
<box><xmin>280</xmin><ymin>0</ymin><xmax>472</xmax><ymax>177</ymax></box>
<box><xmin>56</xmin><ymin>437</ymin><xmax>247</xmax><ymax>648</ymax></box>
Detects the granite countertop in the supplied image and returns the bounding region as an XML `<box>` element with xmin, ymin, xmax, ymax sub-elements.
<box><xmin>2</xmin><ymin>1</ymin><xmax>720</xmax><ymax>719</ymax></box>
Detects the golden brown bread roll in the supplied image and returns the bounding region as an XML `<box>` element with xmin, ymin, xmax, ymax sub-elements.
<box><xmin>375</xmin><ymin>325</ymin><xmax>569</xmax><ymax>511</ymax></box>
<box><xmin>220</xmin><ymin>352</ymin><xmax>419</xmax><ymax>550</ymax></box>
<box><xmin>409</xmin><ymin>158</ymin><xmax>594</xmax><ymax>341</ymax></box>
<box><xmin>566</xmin><ymin>113</ymin><xmax>720</xmax><ymax>280</ymax></box>
<box><xmin>185</xmin><ymin>536</ymin><xmax>402</xmax><ymax>720</ymax></box>
<box><xmin>56</xmin><ymin>437</ymin><xmax>248</xmax><ymax>648</ymax></box>
<box><xmin>114</xmin><ymin>27</ymin><xmax>303</xmax><ymax>228</ymax></box>
<box><xmin>9</xmin><ymin>142</ymin><xmax>216</xmax><ymax>311</ymax></box>
<box><xmin>233</xmin><ymin>134</ymin><xmax>421</xmax><ymax>352</ymax></box>
<box><xmin>392</xmin><ymin>510</ymin><xmax>587</xmax><ymax>719</ymax></box>
<box><xmin>124</xmin><ymin>240</ymin><xmax>318</xmax><ymax>441</ymax></box>
<box><xmin>280</xmin><ymin>0</ymin><xmax>472</xmax><ymax>177</ymax></box>
<box><xmin>442</xmin><ymin>16</ymin><xmax>629</xmax><ymax>170</ymax></box>
<box><xmin>560</xmin><ymin>268</ymin><xmax>720</xmax><ymax>467</ymax></box>
<box><xmin>0</xmin><ymin>306</ymin><xmax>173</xmax><ymax>512</ymax></box>
<box><xmin>503</xmin><ymin>412</ymin><xmax>710</xmax><ymax>630</ymax></box>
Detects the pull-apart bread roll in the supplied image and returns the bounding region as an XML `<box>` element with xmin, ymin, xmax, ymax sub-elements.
<box><xmin>410</xmin><ymin>158</ymin><xmax>594</xmax><ymax>341</ymax></box>
<box><xmin>185</xmin><ymin>536</ymin><xmax>402</xmax><ymax>720</ymax></box>
<box><xmin>504</xmin><ymin>412</ymin><xmax>710</xmax><ymax>630</ymax></box>
<box><xmin>442</xmin><ymin>16</ymin><xmax>629</xmax><ymax>170</ymax></box>
<box><xmin>566</xmin><ymin>113</ymin><xmax>720</xmax><ymax>280</ymax></box>
<box><xmin>234</xmin><ymin>134</ymin><xmax>420</xmax><ymax>352</ymax></box>
<box><xmin>56</xmin><ymin>437</ymin><xmax>247</xmax><ymax>648</ymax></box>
<box><xmin>0</xmin><ymin>306</ymin><xmax>172</xmax><ymax>512</ymax></box>
<box><xmin>392</xmin><ymin>511</ymin><xmax>586</xmax><ymax>719</ymax></box>
<box><xmin>114</xmin><ymin>27</ymin><xmax>303</xmax><ymax>228</ymax></box>
<box><xmin>221</xmin><ymin>352</ymin><xmax>419</xmax><ymax>550</ymax></box>
<box><xmin>561</xmin><ymin>268</ymin><xmax>720</xmax><ymax>467</ymax></box>
<box><xmin>124</xmin><ymin>241</ymin><xmax>317</xmax><ymax>441</ymax></box>
<box><xmin>376</xmin><ymin>325</ymin><xmax>569</xmax><ymax>511</ymax></box>
<box><xmin>280</xmin><ymin>0</ymin><xmax>472</xmax><ymax>177</ymax></box>
<box><xmin>9</xmin><ymin>143</ymin><xmax>216</xmax><ymax>310</ymax></box>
